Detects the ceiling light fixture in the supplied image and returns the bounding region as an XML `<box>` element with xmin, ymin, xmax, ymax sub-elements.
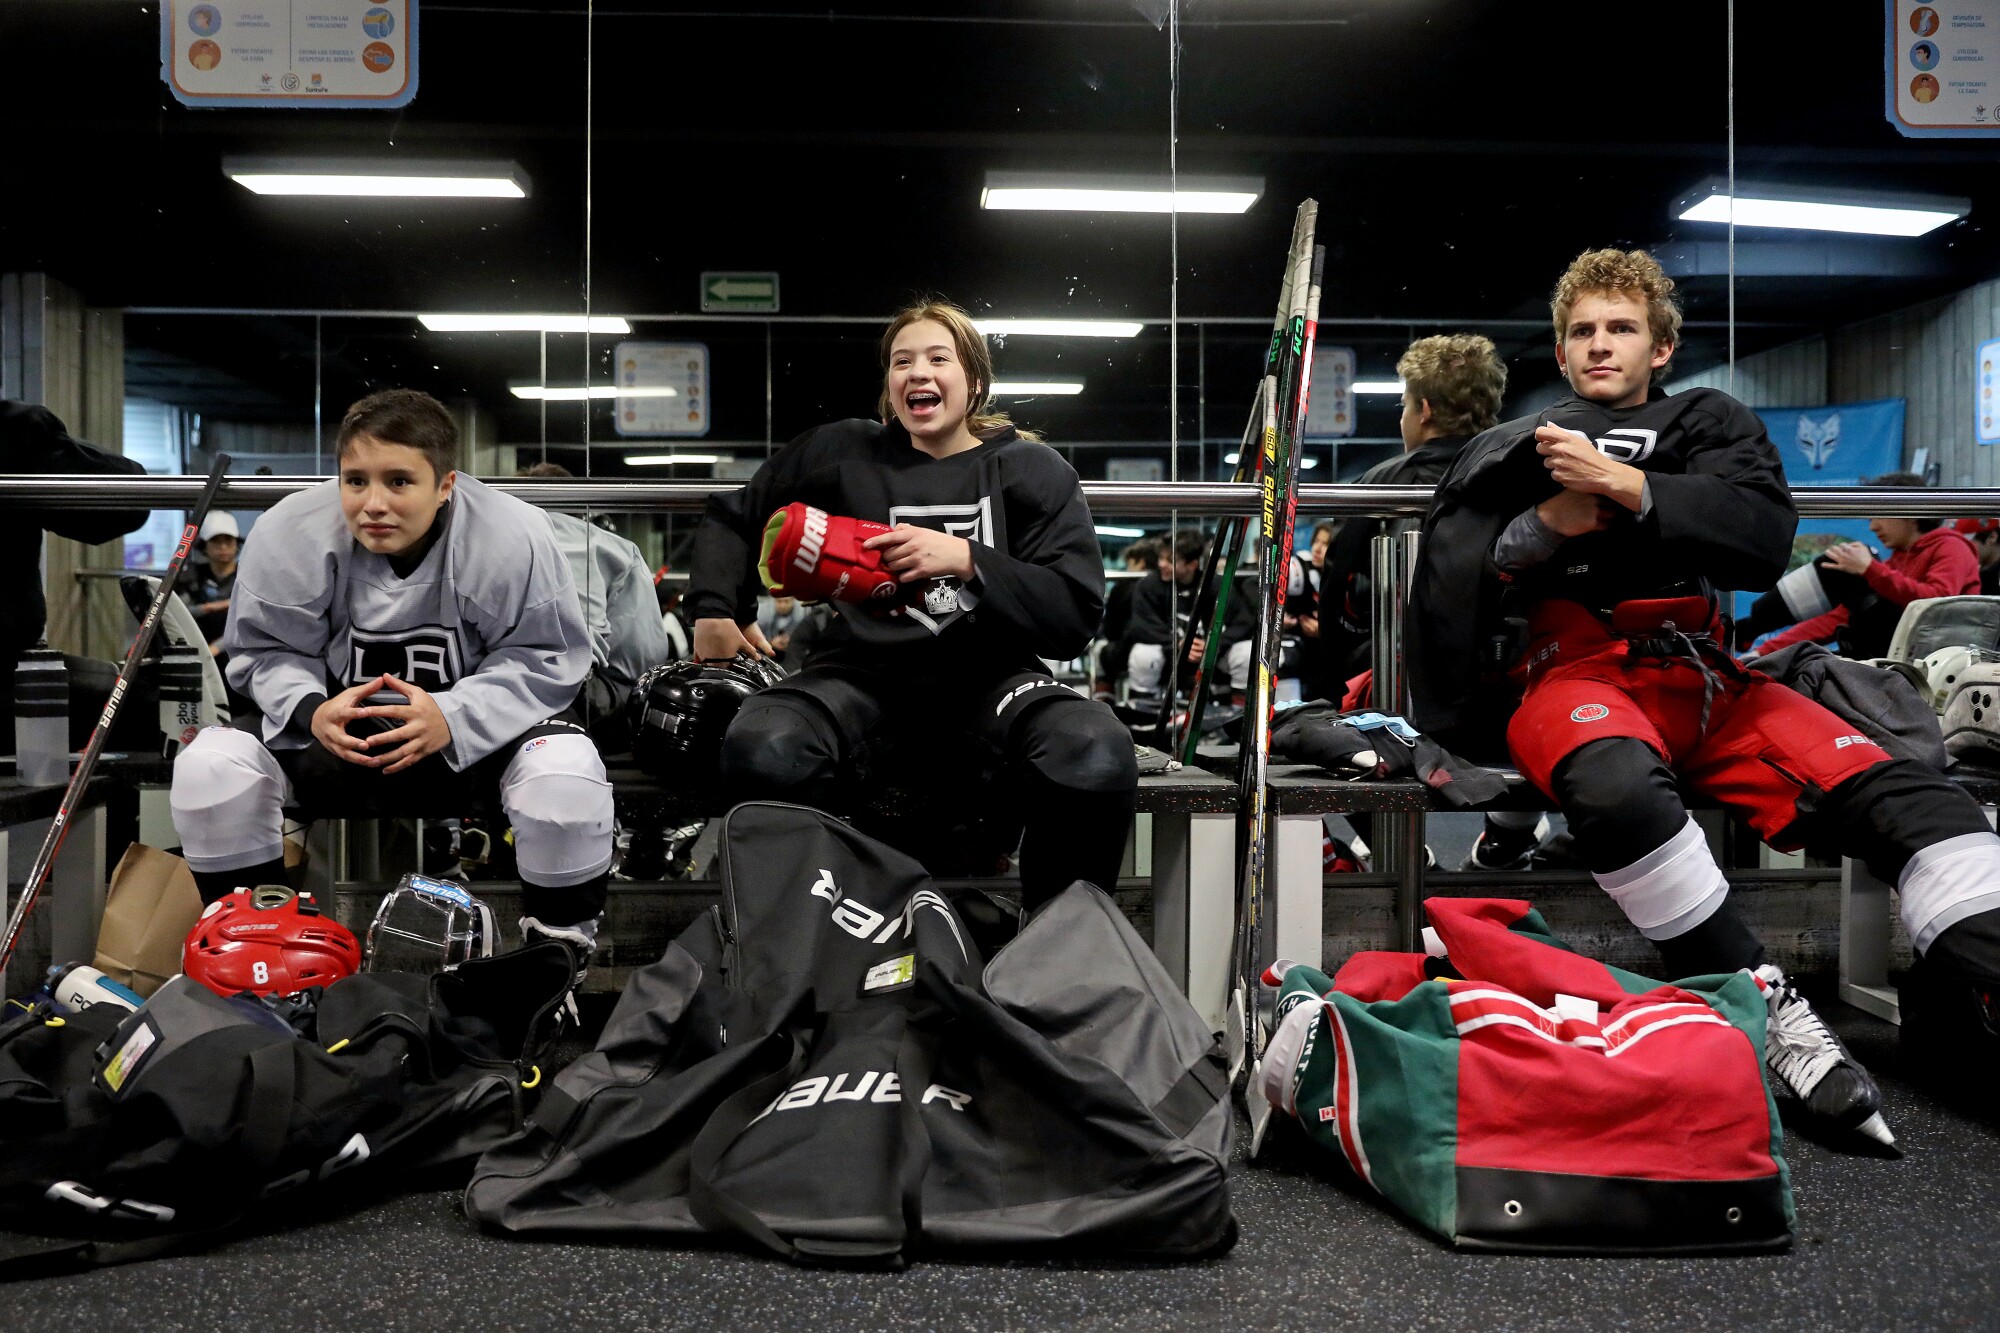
<box><xmin>426</xmin><ymin>315</ymin><xmax>632</xmax><ymax>334</ymax></box>
<box><xmin>510</xmin><ymin>385</ymin><xmax>677</xmax><ymax>401</ymax></box>
<box><xmin>224</xmin><ymin>156</ymin><xmax>530</xmax><ymax>199</ymax></box>
<box><xmin>975</xmin><ymin>319</ymin><xmax>1144</xmax><ymax>339</ymax></box>
<box><xmin>981</xmin><ymin>171</ymin><xmax>1262</xmax><ymax>215</ymax></box>
<box><xmin>1673</xmin><ymin>178</ymin><xmax>1968</xmax><ymax>237</ymax></box>
<box><xmin>989</xmin><ymin>381</ymin><xmax>1085</xmax><ymax>396</ymax></box>
<box><xmin>626</xmin><ymin>454</ymin><xmax>722</xmax><ymax>465</ymax></box>
<box><xmin>1095</xmin><ymin>525</ymin><xmax>1147</xmax><ymax>539</ymax></box>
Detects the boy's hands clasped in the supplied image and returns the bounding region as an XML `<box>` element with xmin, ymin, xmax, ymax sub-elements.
<box><xmin>311</xmin><ymin>673</ymin><xmax>454</xmax><ymax>773</ymax></box>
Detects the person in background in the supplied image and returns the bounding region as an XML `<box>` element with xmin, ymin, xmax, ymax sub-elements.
<box><xmin>757</xmin><ymin>592</ymin><xmax>811</xmax><ymax>669</ymax></box>
<box><xmin>1098</xmin><ymin>536</ymin><xmax>1159</xmax><ymax>696</ymax></box>
<box><xmin>655</xmin><ymin>570</ymin><xmax>691</xmax><ymax>661</ymax></box>
<box><xmin>177</xmin><ymin>511</ymin><xmax>241</xmax><ymax>654</ymax></box>
<box><xmin>1953</xmin><ymin>516</ymin><xmax>2000</xmax><ymax>595</ymax></box>
<box><xmin>1737</xmin><ymin>472</ymin><xmax>1979</xmax><ymax>659</ymax></box>
<box><xmin>518</xmin><ymin>462</ymin><xmax>676</xmax><ymax>742</ymax></box>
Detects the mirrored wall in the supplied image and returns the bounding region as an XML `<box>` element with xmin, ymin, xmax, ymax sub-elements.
<box><xmin>11</xmin><ymin>2</ymin><xmax>2000</xmax><ymax>608</ymax></box>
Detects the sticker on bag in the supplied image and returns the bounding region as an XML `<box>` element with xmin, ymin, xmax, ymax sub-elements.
<box><xmin>862</xmin><ymin>953</ymin><xmax>916</xmax><ymax>994</ymax></box>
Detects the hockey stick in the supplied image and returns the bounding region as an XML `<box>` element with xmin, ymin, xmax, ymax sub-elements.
<box><xmin>1239</xmin><ymin>242</ymin><xmax>1325</xmax><ymax>1048</ymax></box>
<box><xmin>1224</xmin><ymin>214</ymin><xmax>1319</xmax><ymax>1077</ymax></box>
<box><xmin>1174</xmin><ymin>206</ymin><xmax>1315</xmax><ymax>763</ymax></box>
<box><xmin>0</xmin><ymin>453</ymin><xmax>234</xmax><ymax>977</ymax></box>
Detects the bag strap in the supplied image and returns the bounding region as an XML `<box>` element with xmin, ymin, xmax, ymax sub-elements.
<box><xmin>683</xmin><ymin>1030</ymin><xmax>812</xmax><ymax>1260</ymax></box>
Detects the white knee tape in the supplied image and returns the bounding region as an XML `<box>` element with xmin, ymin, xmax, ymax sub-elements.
<box><xmin>169</xmin><ymin>726</ymin><xmax>289</xmax><ymax>871</ymax></box>
<box><xmin>1594</xmin><ymin>815</ymin><xmax>1730</xmax><ymax>940</ymax></box>
<box><xmin>1225</xmin><ymin>639</ymin><xmax>1254</xmax><ymax>692</ymax></box>
<box><xmin>501</xmin><ymin>733</ymin><xmax>614</xmax><ymax>888</ymax></box>
<box><xmin>1898</xmin><ymin>831</ymin><xmax>2000</xmax><ymax>953</ymax></box>
<box><xmin>1775</xmin><ymin>563</ymin><xmax>1833</xmax><ymax>622</ymax></box>
<box><xmin>1127</xmin><ymin>643</ymin><xmax>1166</xmax><ymax>693</ymax></box>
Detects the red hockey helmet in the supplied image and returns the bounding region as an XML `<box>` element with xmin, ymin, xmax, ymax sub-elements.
<box><xmin>183</xmin><ymin>886</ymin><xmax>361</xmax><ymax>996</ymax></box>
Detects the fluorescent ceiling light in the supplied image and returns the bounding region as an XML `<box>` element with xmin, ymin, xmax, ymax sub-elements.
<box><xmin>1353</xmin><ymin>380</ymin><xmax>1405</xmax><ymax>395</ymax></box>
<box><xmin>626</xmin><ymin>454</ymin><xmax>722</xmax><ymax>465</ymax></box>
<box><xmin>425</xmin><ymin>314</ymin><xmax>631</xmax><ymax>334</ymax></box>
<box><xmin>510</xmin><ymin>385</ymin><xmax>677</xmax><ymax>401</ymax></box>
<box><xmin>1673</xmin><ymin>178</ymin><xmax>1968</xmax><ymax>237</ymax></box>
<box><xmin>224</xmin><ymin>156</ymin><xmax>529</xmax><ymax>199</ymax></box>
<box><xmin>990</xmin><ymin>381</ymin><xmax>1084</xmax><ymax>396</ymax></box>
<box><xmin>982</xmin><ymin>171</ymin><xmax>1262</xmax><ymax>215</ymax></box>
<box><xmin>1095</xmin><ymin>525</ymin><xmax>1147</xmax><ymax>538</ymax></box>
<box><xmin>975</xmin><ymin>319</ymin><xmax>1144</xmax><ymax>339</ymax></box>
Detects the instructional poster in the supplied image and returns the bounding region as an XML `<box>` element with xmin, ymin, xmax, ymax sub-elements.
<box><xmin>163</xmin><ymin>1</ymin><xmax>417</xmax><ymax>108</ymax></box>
<box><xmin>1887</xmin><ymin>0</ymin><xmax>1998</xmax><ymax>136</ymax></box>
<box><xmin>613</xmin><ymin>342</ymin><xmax>710</xmax><ymax>438</ymax></box>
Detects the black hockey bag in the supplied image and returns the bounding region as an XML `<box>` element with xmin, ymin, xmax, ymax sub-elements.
<box><xmin>0</xmin><ymin>942</ymin><xmax>577</xmax><ymax>1272</ymax></box>
<box><xmin>465</xmin><ymin>802</ymin><xmax>1236</xmax><ymax>1265</ymax></box>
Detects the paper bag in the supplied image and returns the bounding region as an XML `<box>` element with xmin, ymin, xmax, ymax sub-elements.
<box><xmin>93</xmin><ymin>844</ymin><xmax>204</xmax><ymax>997</ymax></box>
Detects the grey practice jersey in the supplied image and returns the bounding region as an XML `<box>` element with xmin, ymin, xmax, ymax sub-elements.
<box><xmin>544</xmin><ymin>510</ymin><xmax>675</xmax><ymax>690</ymax></box>
<box><xmin>224</xmin><ymin>475</ymin><xmax>591</xmax><ymax>769</ymax></box>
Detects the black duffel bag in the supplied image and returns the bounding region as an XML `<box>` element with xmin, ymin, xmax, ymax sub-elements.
<box><xmin>0</xmin><ymin>943</ymin><xmax>576</xmax><ymax>1272</ymax></box>
<box><xmin>465</xmin><ymin>801</ymin><xmax>1235</xmax><ymax>1265</ymax></box>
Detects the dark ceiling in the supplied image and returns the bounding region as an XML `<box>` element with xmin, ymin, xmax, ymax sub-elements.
<box><xmin>7</xmin><ymin>0</ymin><xmax>2000</xmax><ymax>477</ymax></box>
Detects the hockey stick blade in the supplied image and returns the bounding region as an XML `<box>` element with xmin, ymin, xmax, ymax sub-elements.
<box><xmin>0</xmin><ymin>453</ymin><xmax>235</xmax><ymax>976</ymax></box>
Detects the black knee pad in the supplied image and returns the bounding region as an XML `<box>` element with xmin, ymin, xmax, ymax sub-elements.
<box><xmin>1021</xmin><ymin>700</ymin><xmax>1139</xmax><ymax>794</ymax></box>
<box><xmin>1550</xmin><ymin>737</ymin><xmax>1687</xmax><ymax>874</ymax></box>
<box><xmin>719</xmin><ymin>692</ymin><xmax>841</xmax><ymax>796</ymax></box>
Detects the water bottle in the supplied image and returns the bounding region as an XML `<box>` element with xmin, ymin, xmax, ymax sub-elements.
<box><xmin>13</xmin><ymin>645</ymin><xmax>68</xmax><ymax>786</ymax></box>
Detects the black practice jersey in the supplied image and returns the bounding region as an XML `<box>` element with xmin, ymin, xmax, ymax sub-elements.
<box><xmin>1407</xmin><ymin>387</ymin><xmax>1796</xmax><ymax>737</ymax></box>
<box><xmin>688</xmin><ymin>419</ymin><xmax>1104</xmax><ymax>674</ymax></box>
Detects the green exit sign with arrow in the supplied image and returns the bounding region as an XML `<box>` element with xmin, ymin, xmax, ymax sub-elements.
<box><xmin>701</xmin><ymin>272</ymin><xmax>780</xmax><ymax>313</ymax></box>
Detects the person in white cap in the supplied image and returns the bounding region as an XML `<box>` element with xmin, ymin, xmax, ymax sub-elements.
<box><xmin>178</xmin><ymin>510</ymin><xmax>242</xmax><ymax>653</ymax></box>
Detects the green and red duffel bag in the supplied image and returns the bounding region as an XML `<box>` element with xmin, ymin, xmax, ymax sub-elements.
<box><xmin>1252</xmin><ymin>897</ymin><xmax>1792</xmax><ymax>1254</ymax></box>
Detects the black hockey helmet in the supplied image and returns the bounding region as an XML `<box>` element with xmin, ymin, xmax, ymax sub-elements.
<box><xmin>628</xmin><ymin>656</ymin><xmax>784</xmax><ymax>784</ymax></box>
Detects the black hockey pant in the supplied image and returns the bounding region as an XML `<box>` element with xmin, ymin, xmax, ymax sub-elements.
<box><xmin>719</xmin><ymin>662</ymin><xmax>1138</xmax><ymax>909</ymax></box>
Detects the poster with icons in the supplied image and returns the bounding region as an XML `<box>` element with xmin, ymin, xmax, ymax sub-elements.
<box><xmin>1887</xmin><ymin>0</ymin><xmax>2000</xmax><ymax>136</ymax></box>
<box><xmin>1301</xmin><ymin>345</ymin><xmax>1356</xmax><ymax>438</ymax></box>
<box><xmin>614</xmin><ymin>342</ymin><xmax>710</xmax><ymax>438</ymax></box>
<box><xmin>1977</xmin><ymin>337</ymin><xmax>2000</xmax><ymax>444</ymax></box>
<box><xmin>163</xmin><ymin>1</ymin><xmax>415</xmax><ymax>108</ymax></box>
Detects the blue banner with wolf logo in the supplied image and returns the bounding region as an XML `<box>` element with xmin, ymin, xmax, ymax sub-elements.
<box><xmin>1734</xmin><ymin>398</ymin><xmax>1906</xmax><ymax>620</ymax></box>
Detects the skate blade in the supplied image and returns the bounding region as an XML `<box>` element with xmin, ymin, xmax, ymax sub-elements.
<box><xmin>1246</xmin><ymin>1061</ymin><xmax>1275</xmax><ymax>1160</ymax></box>
<box><xmin>1224</xmin><ymin>988</ymin><xmax>1248</xmax><ymax>1084</ymax></box>
<box><xmin>1855</xmin><ymin>1111</ymin><xmax>1898</xmax><ymax>1151</ymax></box>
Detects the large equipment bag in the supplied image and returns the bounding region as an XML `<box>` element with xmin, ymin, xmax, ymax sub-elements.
<box><xmin>465</xmin><ymin>802</ymin><xmax>1235</xmax><ymax>1265</ymax></box>
<box><xmin>0</xmin><ymin>943</ymin><xmax>577</xmax><ymax>1271</ymax></box>
<box><xmin>1252</xmin><ymin>897</ymin><xmax>1793</xmax><ymax>1254</ymax></box>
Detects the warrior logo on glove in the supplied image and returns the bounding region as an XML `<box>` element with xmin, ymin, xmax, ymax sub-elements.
<box><xmin>761</xmin><ymin>502</ymin><xmax>900</xmax><ymax>604</ymax></box>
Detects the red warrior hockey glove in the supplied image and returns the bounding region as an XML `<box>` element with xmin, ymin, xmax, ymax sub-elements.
<box><xmin>760</xmin><ymin>502</ymin><xmax>900</xmax><ymax>604</ymax></box>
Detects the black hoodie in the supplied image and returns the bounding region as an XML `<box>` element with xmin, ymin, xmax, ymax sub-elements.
<box><xmin>688</xmin><ymin>418</ymin><xmax>1103</xmax><ymax>677</ymax></box>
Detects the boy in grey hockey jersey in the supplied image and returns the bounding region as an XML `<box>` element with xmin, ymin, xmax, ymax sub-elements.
<box><xmin>170</xmin><ymin>390</ymin><xmax>614</xmax><ymax>956</ymax></box>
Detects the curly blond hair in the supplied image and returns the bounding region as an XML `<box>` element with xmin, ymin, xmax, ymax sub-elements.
<box><xmin>1395</xmin><ymin>334</ymin><xmax>1507</xmax><ymax>437</ymax></box>
<box><xmin>876</xmin><ymin>299</ymin><xmax>1042</xmax><ymax>443</ymax></box>
<box><xmin>1551</xmin><ymin>248</ymin><xmax>1683</xmax><ymax>381</ymax></box>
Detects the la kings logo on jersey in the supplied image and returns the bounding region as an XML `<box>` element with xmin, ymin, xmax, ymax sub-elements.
<box><xmin>1591</xmin><ymin>427</ymin><xmax>1658</xmax><ymax>464</ymax></box>
<box><xmin>349</xmin><ymin>625</ymin><xmax>462</xmax><ymax>690</ymax></box>
<box><xmin>885</xmin><ymin>498</ymin><xmax>994</xmax><ymax>634</ymax></box>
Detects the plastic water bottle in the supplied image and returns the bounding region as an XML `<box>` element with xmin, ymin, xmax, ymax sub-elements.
<box><xmin>13</xmin><ymin>645</ymin><xmax>68</xmax><ymax>786</ymax></box>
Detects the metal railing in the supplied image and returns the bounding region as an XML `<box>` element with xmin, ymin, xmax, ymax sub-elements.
<box><xmin>1</xmin><ymin>474</ymin><xmax>1997</xmax><ymax>518</ymax></box>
